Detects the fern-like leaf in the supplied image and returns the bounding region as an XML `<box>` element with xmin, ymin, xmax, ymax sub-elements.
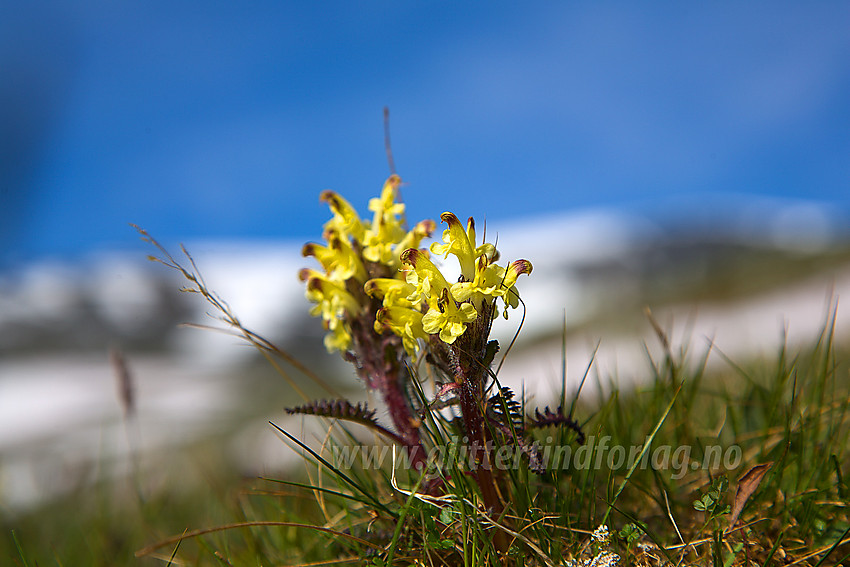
<box><xmin>486</xmin><ymin>387</ymin><xmax>523</xmax><ymax>433</ymax></box>
<box><xmin>286</xmin><ymin>399</ymin><xmax>406</xmax><ymax>446</ymax></box>
<box><xmin>287</xmin><ymin>399</ymin><xmax>375</xmax><ymax>422</ymax></box>
<box><xmin>527</xmin><ymin>406</ymin><xmax>585</xmax><ymax>444</ymax></box>
<box><xmin>484</xmin><ymin>387</ymin><xmax>551</xmax><ymax>473</ymax></box>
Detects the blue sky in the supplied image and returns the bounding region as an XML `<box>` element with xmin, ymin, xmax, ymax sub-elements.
<box><xmin>2</xmin><ymin>3</ymin><xmax>849</xmax><ymax>267</ymax></box>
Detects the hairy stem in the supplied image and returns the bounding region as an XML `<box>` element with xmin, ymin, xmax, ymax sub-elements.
<box><xmin>348</xmin><ymin>293</ymin><xmax>426</xmax><ymax>470</ymax></box>
<box><xmin>450</xmin><ymin>302</ymin><xmax>509</xmax><ymax>554</ymax></box>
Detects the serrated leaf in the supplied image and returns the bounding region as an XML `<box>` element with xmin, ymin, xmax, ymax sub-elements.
<box><xmin>285</xmin><ymin>399</ymin><xmax>406</xmax><ymax>446</ymax></box>
<box><xmin>526</xmin><ymin>405</ymin><xmax>585</xmax><ymax>444</ymax></box>
<box><xmin>286</xmin><ymin>399</ymin><xmax>377</xmax><ymax>424</ymax></box>
<box><xmin>487</xmin><ymin>387</ymin><xmax>523</xmax><ymax>431</ymax></box>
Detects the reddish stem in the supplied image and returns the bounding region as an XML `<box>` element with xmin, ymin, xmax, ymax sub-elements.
<box><xmin>348</xmin><ymin>300</ymin><xmax>426</xmax><ymax>471</ymax></box>
<box><xmin>455</xmin><ymin>359</ymin><xmax>508</xmax><ymax>556</ymax></box>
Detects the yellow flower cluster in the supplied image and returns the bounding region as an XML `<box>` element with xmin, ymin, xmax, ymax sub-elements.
<box><xmin>368</xmin><ymin>212</ymin><xmax>532</xmax><ymax>354</ymax></box>
<box><xmin>299</xmin><ymin>175</ymin><xmax>434</xmax><ymax>352</ymax></box>
<box><xmin>301</xmin><ymin>176</ymin><xmax>532</xmax><ymax>357</ymax></box>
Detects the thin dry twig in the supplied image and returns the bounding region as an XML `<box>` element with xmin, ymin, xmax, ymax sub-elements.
<box><xmin>132</xmin><ymin>224</ymin><xmax>340</xmax><ymax>401</ymax></box>
<box><xmin>135</xmin><ymin>521</ymin><xmax>384</xmax><ymax>558</ymax></box>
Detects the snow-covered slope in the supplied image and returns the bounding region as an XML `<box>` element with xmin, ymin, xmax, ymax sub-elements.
<box><xmin>0</xmin><ymin>204</ymin><xmax>847</xmax><ymax>513</ymax></box>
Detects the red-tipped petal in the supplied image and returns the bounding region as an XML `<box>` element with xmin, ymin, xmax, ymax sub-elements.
<box><xmin>400</xmin><ymin>248</ymin><xmax>422</xmax><ymax>266</ymax></box>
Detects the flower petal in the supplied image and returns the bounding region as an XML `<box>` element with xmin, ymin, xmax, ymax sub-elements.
<box><xmin>429</xmin><ymin>212</ymin><xmax>476</xmax><ymax>279</ymax></box>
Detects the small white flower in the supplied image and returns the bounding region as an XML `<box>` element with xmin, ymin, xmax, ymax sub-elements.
<box><xmin>565</xmin><ymin>551</ymin><xmax>620</xmax><ymax>567</ymax></box>
<box><xmin>591</xmin><ymin>524</ymin><xmax>610</xmax><ymax>544</ymax></box>
<box><xmin>589</xmin><ymin>551</ymin><xmax>619</xmax><ymax>567</ymax></box>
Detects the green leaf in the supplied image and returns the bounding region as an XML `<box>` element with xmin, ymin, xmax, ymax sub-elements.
<box><xmin>619</xmin><ymin>522</ymin><xmax>646</xmax><ymax>543</ymax></box>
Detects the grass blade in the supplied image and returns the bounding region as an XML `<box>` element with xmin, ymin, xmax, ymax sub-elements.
<box><xmin>601</xmin><ymin>383</ymin><xmax>682</xmax><ymax>525</ymax></box>
<box><xmin>384</xmin><ymin>467</ymin><xmax>428</xmax><ymax>566</ymax></box>
<box><xmin>269</xmin><ymin>421</ymin><xmax>396</xmax><ymax>518</ymax></box>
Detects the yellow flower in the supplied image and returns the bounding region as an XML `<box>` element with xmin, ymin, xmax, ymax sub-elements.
<box><xmin>426</xmin><ymin>211</ymin><xmax>532</xmax><ymax>320</ymax></box>
<box><xmin>320</xmin><ymin>190</ymin><xmax>365</xmax><ymax>243</ymax></box>
<box><xmin>299</xmin><ymin>269</ymin><xmax>360</xmax><ymax>324</ymax></box>
<box><xmin>376</xmin><ymin>306</ymin><xmax>427</xmax><ymax>355</ymax></box>
<box><xmin>421</xmin><ymin>287</ymin><xmax>478</xmax><ymax>344</ymax></box>
<box><xmin>497</xmin><ymin>259</ymin><xmax>533</xmax><ymax>314</ymax></box>
<box><xmin>430</xmin><ymin>213</ymin><xmax>496</xmax><ymax>280</ymax></box>
<box><xmin>450</xmin><ymin>255</ymin><xmax>503</xmax><ymax>305</ymax></box>
<box><xmin>304</xmin><ymin>176</ymin><xmax>440</xmax><ymax>354</ymax></box>
<box><xmin>362</xmin><ymin>175</ymin><xmax>407</xmax><ymax>264</ymax></box>
<box><xmin>304</xmin><ymin>179</ymin><xmax>531</xmax><ymax>353</ymax></box>
<box><xmin>451</xmin><ymin>257</ymin><xmax>533</xmax><ymax>318</ymax></box>
<box><xmin>399</xmin><ymin>248</ymin><xmax>452</xmax><ymax>304</ymax></box>
<box><xmin>399</xmin><ymin>248</ymin><xmax>479</xmax><ymax>344</ymax></box>
<box><xmin>323</xmin><ymin>323</ymin><xmax>353</xmax><ymax>353</ymax></box>
<box><xmin>368</xmin><ymin>174</ymin><xmax>406</xmax><ymax>235</ymax></box>
<box><xmin>302</xmin><ymin>231</ymin><xmax>367</xmax><ymax>282</ymax></box>
<box><xmin>389</xmin><ymin>219</ymin><xmax>437</xmax><ymax>271</ymax></box>
<box><xmin>298</xmin><ymin>268</ymin><xmax>362</xmax><ymax>351</ymax></box>
<box><xmin>364</xmin><ymin>278</ymin><xmax>418</xmax><ymax>310</ymax></box>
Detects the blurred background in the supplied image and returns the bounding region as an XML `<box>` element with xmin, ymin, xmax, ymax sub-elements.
<box><xmin>2</xmin><ymin>1</ymin><xmax>850</xmax><ymax>523</ymax></box>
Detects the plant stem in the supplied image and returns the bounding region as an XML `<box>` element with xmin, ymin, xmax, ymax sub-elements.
<box><xmin>456</xmin><ymin>361</ymin><xmax>508</xmax><ymax>556</ymax></box>
<box><xmin>349</xmin><ymin>303</ymin><xmax>427</xmax><ymax>470</ymax></box>
<box><xmin>457</xmin><ymin>380</ymin><xmax>502</xmax><ymax>513</ymax></box>
<box><xmin>441</xmin><ymin>299</ymin><xmax>508</xmax><ymax>555</ymax></box>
